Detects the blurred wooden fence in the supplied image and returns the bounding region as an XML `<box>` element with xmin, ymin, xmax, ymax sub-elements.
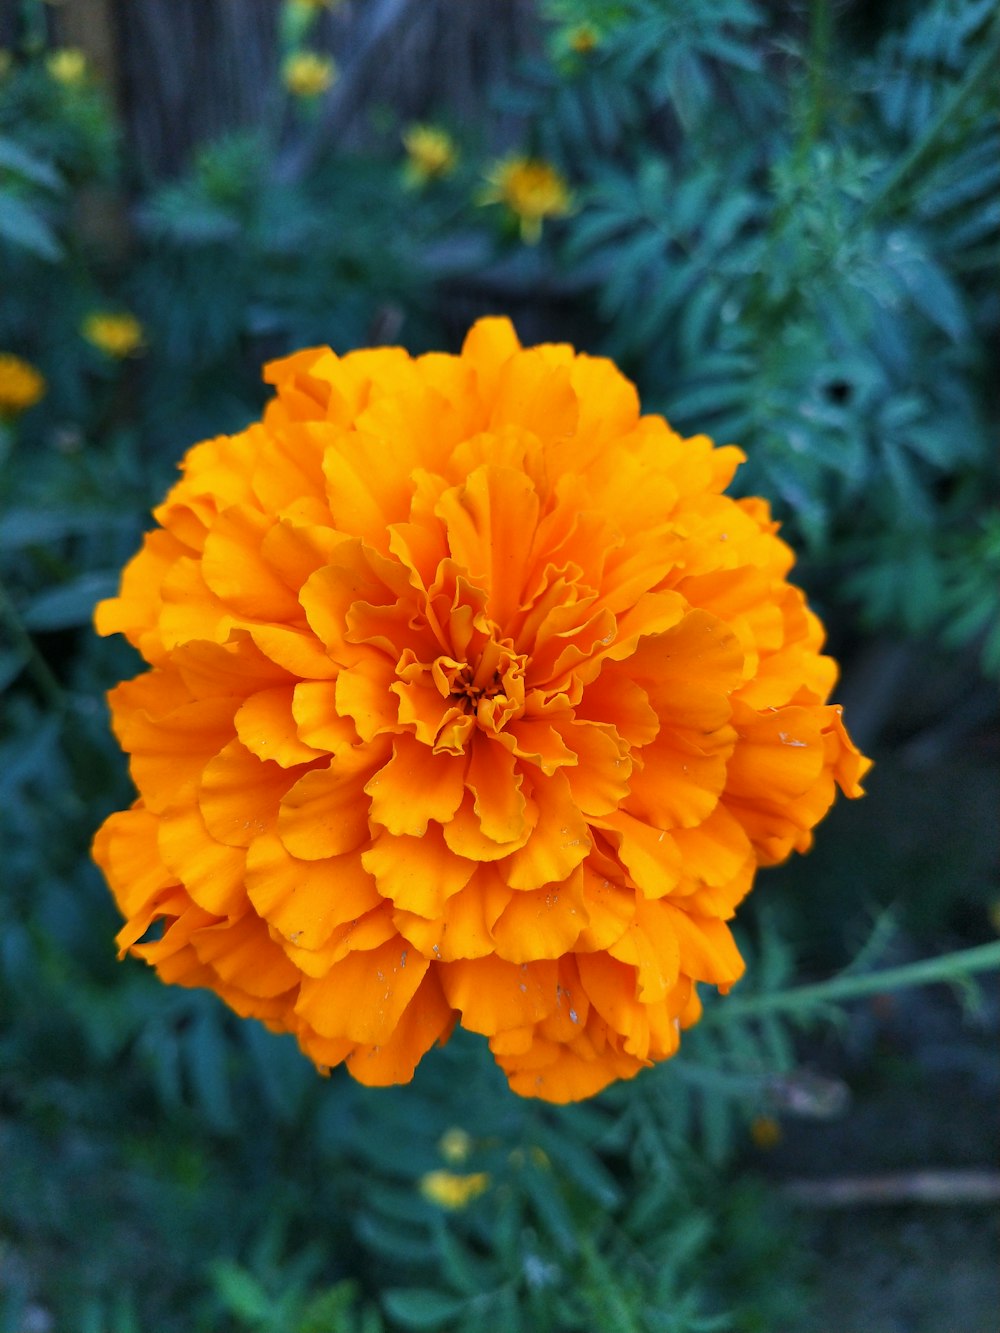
<box><xmin>39</xmin><ymin>0</ymin><xmax>538</xmax><ymax>178</ymax></box>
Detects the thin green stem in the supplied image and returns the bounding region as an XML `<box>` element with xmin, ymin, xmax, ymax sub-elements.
<box><xmin>0</xmin><ymin>575</ymin><xmax>65</xmax><ymax>710</ymax></box>
<box><xmin>803</xmin><ymin>0</ymin><xmax>832</xmax><ymax>157</ymax></box>
<box><xmin>863</xmin><ymin>18</ymin><xmax>1000</xmax><ymax>221</ymax></box>
<box><xmin>704</xmin><ymin>940</ymin><xmax>1000</xmax><ymax>1026</ymax></box>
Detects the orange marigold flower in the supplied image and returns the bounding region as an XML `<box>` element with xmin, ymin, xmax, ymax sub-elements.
<box><xmin>92</xmin><ymin>317</ymin><xmax>870</xmax><ymax>1104</ymax></box>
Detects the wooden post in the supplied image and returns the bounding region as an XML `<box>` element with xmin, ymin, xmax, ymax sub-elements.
<box><xmin>54</xmin><ymin>0</ymin><xmax>123</xmax><ymax>112</ymax></box>
<box><xmin>53</xmin><ymin>0</ymin><xmax>130</xmax><ymax>258</ymax></box>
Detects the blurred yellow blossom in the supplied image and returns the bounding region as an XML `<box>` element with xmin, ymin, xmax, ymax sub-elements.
<box><xmin>419</xmin><ymin>1170</ymin><xmax>490</xmax><ymax>1210</ymax></box>
<box><xmin>46</xmin><ymin>48</ymin><xmax>87</xmax><ymax>86</ymax></box>
<box><xmin>403</xmin><ymin>124</ymin><xmax>458</xmax><ymax>187</ymax></box>
<box><xmin>282</xmin><ymin>51</ymin><xmax>337</xmax><ymax>98</ymax></box>
<box><xmin>567</xmin><ymin>24</ymin><xmax>600</xmax><ymax>54</ymax></box>
<box><xmin>289</xmin><ymin>0</ymin><xmax>343</xmax><ymax>11</ymax></box>
<box><xmin>82</xmin><ymin>312</ymin><xmax>145</xmax><ymax>359</ymax></box>
<box><xmin>0</xmin><ymin>354</ymin><xmax>46</xmax><ymax>418</ymax></box>
<box><xmin>0</xmin><ymin>51</ymin><xmax>12</xmax><ymax>80</ymax></box>
<box><xmin>480</xmin><ymin>155</ymin><xmax>572</xmax><ymax>244</ymax></box>
<box><xmin>750</xmin><ymin>1115</ymin><xmax>783</xmax><ymax>1150</ymax></box>
<box><xmin>437</xmin><ymin>1127</ymin><xmax>472</xmax><ymax>1165</ymax></box>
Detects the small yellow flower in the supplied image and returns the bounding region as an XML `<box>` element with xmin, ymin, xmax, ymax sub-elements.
<box><xmin>567</xmin><ymin>24</ymin><xmax>600</xmax><ymax>55</ymax></box>
<box><xmin>750</xmin><ymin>1115</ymin><xmax>782</xmax><ymax>1150</ymax></box>
<box><xmin>82</xmin><ymin>312</ymin><xmax>145</xmax><ymax>359</ymax></box>
<box><xmin>0</xmin><ymin>353</ymin><xmax>46</xmax><ymax>417</ymax></box>
<box><xmin>46</xmin><ymin>48</ymin><xmax>87</xmax><ymax>87</ymax></box>
<box><xmin>403</xmin><ymin>125</ymin><xmax>458</xmax><ymax>187</ymax></box>
<box><xmin>480</xmin><ymin>155</ymin><xmax>573</xmax><ymax>244</ymax></box>
<box><xmin>438</xmin><ymin>1127</ymin><xmax>472</xmax><ymax>1165</ymax></box>
<box><xmin>282</xmin><ymin>51</ymin><xmax>337</xmax><ymax>99</ymax></box>
<box><xmin>419</xmin><ymin>1170</ymin><xmax>490</xmax><ymax>1210</ymax></box>
<box><xmin>0</xmin><ymin>50</ymin><xmax>12</xmax><ymax>80</ymax></box>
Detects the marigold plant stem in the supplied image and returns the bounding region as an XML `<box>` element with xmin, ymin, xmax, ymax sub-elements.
<box><xmin>705</xmin><ymin>940</ymin><xmax>1000</xmax><ymax>1026</ymax></box>
<box><xmin>0</xmin><ymin>575</ymin><xmax>64</xmax><ymax>710</ymax></box>
<box><xmin>801</xmin><ymin>0</ymin><xmax>832</xmax><ymax>159</ymax></box>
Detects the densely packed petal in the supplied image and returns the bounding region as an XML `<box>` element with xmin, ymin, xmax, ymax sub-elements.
<box><xmin>93</xmin><ymin>317</ymin><xmax>870</xmax><ymax>1102</ymax></box>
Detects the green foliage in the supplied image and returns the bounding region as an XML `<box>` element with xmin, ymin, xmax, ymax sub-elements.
<box><xmin>1</xmin><ymin>1</ymin><xmax>998</xmax><ymax>1330</ymax></box>
<box><xmin>550</xmin><ymin>0</ymin><xmax>998</xmax><ymax>593</ymax></box>
<box><xmin>0</xmin><ymin>50</ymin><xmax>116</xmax><ymax>268</ymax></box>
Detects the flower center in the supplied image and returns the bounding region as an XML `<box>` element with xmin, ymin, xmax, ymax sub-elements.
<box><xmin>433</xmin><ymin>636</ymin><xmax>527</xmax><ymax>735</ymax></box>
<box><xmin>393</xmin><ymin>634</ymin><xmax>529</xmax><ymax>755</ymax></box>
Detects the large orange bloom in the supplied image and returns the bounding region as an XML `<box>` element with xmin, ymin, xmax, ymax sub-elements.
<box><xmin>93</xmin><ymin>318</ymin><xmax>870</xmax><ymax>1103</ymax></box>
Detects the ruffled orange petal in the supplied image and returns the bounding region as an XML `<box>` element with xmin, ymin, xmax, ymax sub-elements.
<box><xmin>295</xmin><ymin>935</ymin><xmax>429</xmax><ymax>1045</ymax></box>
<box><xmin>461</xmin><ymin>316</ymin><xmax>522</xmax><ymax>408</ymax></box>
<box><xmin>334</xmin><ymin>658</ymin><xmax>400</xmax><ymax>743</ymax></box>
<box><xmin>443</xmin><ymin>788</ymin><xmax>534</xmax><ymax>863</ymax></box>
<box><xmin>465</xmin><ymin>736</ymin><xmax>529</xmax><ymax>844</ymax></box>
<box><xmin>574</xmin><ymin>861</ymin><xmax>636</xmax><ymax>951</ymax></box>
<box><xmin>201</xmin><ymin>506</ymin><xmax>303</xmax><ymax>621</ymax></box>
<box><xmin>345</xmin><ymin>969</ymin><xmax>456</xmax><ymax>1086</ymax></box>
<box><xmin>502</xmin><ymin>770</ymin><xmax>590</xmax><ymax>891</ymax></box>
<box><xmin>438</xmin><ymin>954</ymin><xmax>559</xmax><ymax>1035</ymax></box>
<box><xmin>282</xmin><ymin>904</ymin><xmax>397</xmax><ymax>978</ymax></box>
<box><xmin>235</xmin><ymin>685</ymin><xmax>326</xmax><ymax>766</ymax></box>
<box><xmin>658</xmin><ymin>902</ymin><xmax>745</xmax><ymax>988</ymax></box>
<box><xmin>560</xmin><ymin>720</ymin><xmax>632</xmax><ymax>817</ymax></box>
<box><xmin>594</xmin><ymin>810</ymin><xmax>682</xmax><ymax>899</ymax></box>
<box><xmin>199</xmin><ymin>739</ymin><xmax>298</xmax><ymax>847</ymax></box>
<box><xmin>292</xmin><ymin>680</ymin><xmax>360</xmax><ymax>754</ymax></box>
<box><xmin>117</xmin><ymin>693</ymin><xmax>237</xmax><ymax>814</ymax></box>
<box><xmin>92</xmin><ymin>805</ymin><xmax>175</xmax><ymax>920</ymax></box>
<box><xmin>490</xmin><ymin>871</ymin><xmax>586</xmax><ymax>963</ymax></box>
<box><xmin>190</xmin><ymin>909</ymin><xmax>301</xmax><ymax>998</ymax></box>
<box><xmin>245</xmin><ymin>831</ymin><xmax>380</xmax><ymax>950</ymax></box>
<box><xmin>158</xmin><ymin>802</ymin><xmax>247</xmax><ymax>916</ymax></box>
<box><xmin>362</xmin><ymin>824</ymin><xmax>475</xmax><ymax>917</ymax></box>
<box><xmin>278</xmin><ymin>748</ymin><xmax>383</xmax><ymax>859</ymax></box>
<box><xmin>606</xmin><ymin>898</ymin><xmax>681</xmax><ymax>1003</ymax></box>
<box><xmin>366</xmin><ymin>737</ymin><xmax>466</xmax><ymax>837</ymax></box>
<box><xmin>393</xmin><ymin>866</ymin><xmax>511</xmax><ymax>962</ymax></box>
<box><xmin>436</xmin><ymin>464</ymin><xmax>540</xmax><ymax>629</ymax></box>
<box><xmin>575</xmin><ymin>951</ymin><xmax>655</xmax><ymax>1061</ymax></box>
